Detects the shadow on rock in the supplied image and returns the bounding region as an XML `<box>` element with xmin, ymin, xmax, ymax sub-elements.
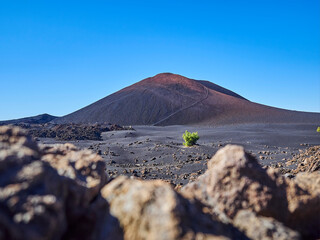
<box><xmin>182</xmin><ymin>145</ymin><xmax>320</xmax><ymax>239</ymax></box>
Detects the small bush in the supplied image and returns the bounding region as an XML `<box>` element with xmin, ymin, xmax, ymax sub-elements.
<box><xmin>182</xmin><ymin>130</ymin><xmax>199</xmax><ymax>146</ymax></box>
<box><xmin>317</xmin><ymin>127</ymin><xmax>320</xmax><ymax>133</ymax></box>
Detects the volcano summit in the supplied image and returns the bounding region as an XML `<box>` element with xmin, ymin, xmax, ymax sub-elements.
<box><xmin>53</xmin><ymin>73</ymin><xmax>319</xmax><ymax>125</ymax></box>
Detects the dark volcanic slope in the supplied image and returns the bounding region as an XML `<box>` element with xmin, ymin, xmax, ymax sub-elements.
<box><xmin>54</xmin><ymin>73</ymin><xmax>319</xmax><ymax>125</ymax></box>
<box><xmin>0</xmin><ymin>113</ymin><xmax>58</xmax><ymax>125</ymax></box>
<box><xmin>196</xmin><ymin>80</ymin><xmax>247</xmax><ymax>100</ymax></box>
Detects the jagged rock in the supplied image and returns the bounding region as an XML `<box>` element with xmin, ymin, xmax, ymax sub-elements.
<box><xmin>233</xmin><ymin>210</ymin><xmax>300</xmax><ymax>240</ymax></box>
<box><xmin>0</xmin><ymin>126</ymin><xmax>65</xmax><ymax>240</ymax></box>
<box><xmin>285</xmin><ymin>172</ymin><xmax>320</xmax><ymax>239</ymax></box>
<box><xmin>182</xmin><ymin>145</ymin><xmax>320</xmax><ymax>239</ymax></box>
<box><xmin>41</xmin><ymin>143</ymin><xmax>107</xmax><ymax>207</ymax></box>
<box><xmin>1</xmin><ymin>126</ymin><xmax>319</xmax><ymax>240</ymax></box>
<box><xmin>101</xmin><ymin>176</ymin><xmax>247</xmax><ymax>240</ymax></box>
<box><xmin>0</xmin><ymin>126</ymin><xmax>118</xmax><ymax>240</ymax></box>
<box><xmin>286</xmin><ymin>146</ymin><xmax>320</xmax><ymax>173</ymax></box>
<box><xmin>40</xmin><ymin>143</ymin><xmax>111</xmax><ymax>240</ymax></box>
<box><xmin>183</xmin><ymin>145</ymin><xmax>288</xmax><ymax>220</ymax></box>
<box><xmin>24</xmin><ymin>123</ymin><xmax>133</xmax><ymax>141</ymax></box>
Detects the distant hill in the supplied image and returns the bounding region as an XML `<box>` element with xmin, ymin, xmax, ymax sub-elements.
<box><xmin>0</xmin><ymin>114</ymin><xmax>58</xmax><ymax>125</ymax></box>
<box><xmin>52</xmin><ymin>73</ymin><xmax>319</xmax><ymax>125</ymax></box>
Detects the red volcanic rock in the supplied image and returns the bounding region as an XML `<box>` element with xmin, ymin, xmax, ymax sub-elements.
<box><xmin>53</xmin><ymin>73</ymin><xmax>319</xmax><ymax>125</ymax></box>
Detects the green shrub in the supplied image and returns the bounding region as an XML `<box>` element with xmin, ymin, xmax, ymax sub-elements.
<box><xmin>182</xmin><ymin>130</ymin><xmax>199</xmax><ymax>146</ymax></box>
<box><xmin>317</xmin><ymin>127</ymin><xmax>320</xmax><ymax>133</ymax></box>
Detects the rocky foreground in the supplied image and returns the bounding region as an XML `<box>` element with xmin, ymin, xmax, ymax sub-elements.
<box><xmin>0</xmin><ymin>126</ymin><xmax>319</xmax><ymax>240</ymax></box>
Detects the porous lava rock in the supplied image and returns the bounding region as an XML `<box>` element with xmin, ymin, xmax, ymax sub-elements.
<box><xmin>101</xmin><ymin>176</ymin><xmax>247</xmax><ymax>240</ymax></box>
<box><xmin>286</xmin><ymin>145</ymin><xmax>320</xmax><ymax>173</ymax></box>
<box><xmin>1</xmin><ymin>126</ymin><xmax>319</xmax><ymax>240</ymax></box>
<box><xmin>182</xmin><ymin>145</ymin><xmax>320</xmax><ymax>239</ymax></box>
<box><xmin>27</xmin><ymin>123</ymin><xmax>130</xmax><ymax>141</ymax></box>
<box><xmin>0</xmin><ymin>126</ymin><xmax>119</xmax><ymax>240</ymax></box>
<box><xmin>183</xmin><ymin>145</ymin><xmax>288</xmax><ymax>220</ymax></box>
<box><xmin>285</xmin><ymin>172</ymin><xmax>320</xmax><ymax>238</ymax></box>
<box><xmin>233</xmin><ymin>210</ymin><xmax>300</xmax><ymax>240</ymax></box>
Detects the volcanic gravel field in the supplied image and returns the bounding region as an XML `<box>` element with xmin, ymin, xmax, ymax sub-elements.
<box><xmin>38</xmin><ymin>123</ymin><xmax>320</xmax><ymax>186</ymax></box>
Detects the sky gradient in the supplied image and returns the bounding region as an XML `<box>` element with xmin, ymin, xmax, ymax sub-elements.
<box><xmin>0</xmin><ymin>0</ymin><xmax>319</xmax><ymax>120</ymax></box>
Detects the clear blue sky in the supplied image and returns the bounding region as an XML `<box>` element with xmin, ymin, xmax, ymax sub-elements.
<box><xmin>1</xmin><ymin>0</ymin><xmax>319</xmax><ymax>120</ymax></box>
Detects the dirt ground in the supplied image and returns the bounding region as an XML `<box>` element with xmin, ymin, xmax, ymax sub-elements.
<box><xmin>38</xmin><ymin>123</ymin><xmax>320</xmax><ymax>186</ymax></box>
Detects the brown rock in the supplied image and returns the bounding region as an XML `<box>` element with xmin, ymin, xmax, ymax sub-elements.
<box><xmin>234</xmin><ymin>210</ymin><xmax>300</xmax><ymax>240</ymax></box>
<box><xmin>285</xmin><ymin>172</ymin><xmax>320</xmax><ymax>238</ymax></box>
<box><xmin>183</xmin><ymin>145</ymin><xmax>320</xmax><ymax>239</ymax></box>
<box><xmin>0</xmin><ymin>126</ymin><xmax>119</xmax><ymax>240</ymax></box>
<box><xmin>184</xmin><ymin>145</ymin><xmax>288</xmax><ymax>220</ymax></box>
<box><xmin>1</xmin><ymin>127</ymin><xmax>319</xmax><ymax>240</ymax></box>
<box><xmin>0</xmin><ymin>126</ymin><xmax>66</xmax><ymax>240</ymax></box>
<box><xmin>41</xmin><ymin>143</ymin><xmax>111</xmax><ymax>240</ymax></box>
<box><xmin>101</xmin><ymin>176</ymin><xmax>247</xmax><ymax>240</ymax></box>
<box><xmin>286</xmin><ymin>145</ymin><xmax>320</xmax><ymax>174</ymax></box>
<box><xmin>41</xmin><ymin>143</ymin><xmax>107</xmax><ymax>205</ymax></box>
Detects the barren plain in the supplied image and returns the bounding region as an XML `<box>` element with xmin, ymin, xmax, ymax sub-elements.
<box><xmin>38</xmin><ymin>123</ymin><xmax>319</xmax><ymax>186</ymax></box>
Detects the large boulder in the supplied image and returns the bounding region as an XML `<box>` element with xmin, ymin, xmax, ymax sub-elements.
<box><xmin>1</xmin><ymin>126</ymin><xmax>319</xmax><ymax>240</ymax></box>
<box><xmin>0</xmin><ymin>126</ymin><xmax>118</xmax><ymax>240</ymax></box>
<box><xmin>101</xmin><ymin>176</ymin><xmax>247</xmax><ymax>240</ymax></box>
<box><xmin>182</xmin><ymin>145</ymin><xmax>320</xmax><ymax>239</ymax></box>
<box><xmin>183</xmin><ymin>145</ymin><xmax>288</xmax><ymax>220</ymax></box>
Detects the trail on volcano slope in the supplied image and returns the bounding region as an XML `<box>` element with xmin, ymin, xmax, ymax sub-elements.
<box><xmin>153</xmin><ymin>85</ymin><xmax>209</xmax><ymax>126</ymax></box>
